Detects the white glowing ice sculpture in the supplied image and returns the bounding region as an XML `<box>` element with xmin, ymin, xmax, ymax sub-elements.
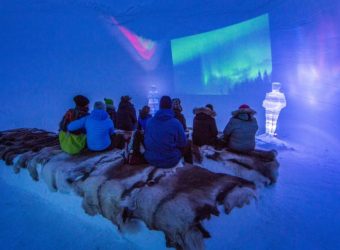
<box><xmin>148</xmin><ymin>85</ymin><xmax>159</xmax><ymax>116</ymax></box>
<box><xmin>262</xmin><ymin>82</ymin><xmax>287</xmax><ymax>136</ymax></box>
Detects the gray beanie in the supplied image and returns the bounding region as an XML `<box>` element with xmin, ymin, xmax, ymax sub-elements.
<box><xmin>94</xmin><ymin>101</ymin><xmax>106</xmax><ymax>110</ymax></box>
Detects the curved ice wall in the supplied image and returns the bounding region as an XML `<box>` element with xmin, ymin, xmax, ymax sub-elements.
<box><xmin>0</xmin><ymin>1</ymin><xmax>174</xmax><ymax>131</ymax></box>
<box><xmin>1</xmin><ymin>0</ymin><xmax>340</xmax><ymax>147</ymax></box>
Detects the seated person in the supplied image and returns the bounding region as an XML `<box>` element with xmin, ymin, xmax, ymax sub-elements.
<box><xmin>68</xmin><ymin>101</ymin><xmax>114</xmax><ymax>152</ymax></box>
<box><xmin>127</xmin><ymin>105</ymin><xmax>152</xmax><ymax>164</ymax></box>
<box><xmin>144</xmin><ymin>96</ymin><xmax>188</xmax><ymax>168</ymax></box>
<box><xmin>59</xmin><ymin>95</ymin><xmax>89</xmax><ymax>133</ymax></box>
<box><xmin>138</xmin><ymin>105</ymin><xmax>152</xmax><ymax>131</ymax></box>
<box><xmin>192</xmin><ymin>104</ymin><xmax>218</xmax><ymax>146</ymax></box>
<box><xmin>58</xmin><ymin>95</ymin><xmax>90</xmax><ymax>154</ymax></box>
<box><xmin>104</xmin><ymin>98</ymin><xmax>117</xmax><ymax>127</ymax></box>
<box><xmin>116</xmin><ymin>95</ymin><xmax>137</xmax><ymax>131</ymax></box>
<box><xmin>172</xmin><ymin>98</ymin><xmax>187</xmax><ymax>131</ymax></box>
<box><xmin>223</xmin><ymin>104</ymin><xmax>258</xmax><ymax>153</ymax></box>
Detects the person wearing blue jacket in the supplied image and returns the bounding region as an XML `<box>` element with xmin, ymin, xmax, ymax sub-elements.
<box><xmin>68</xmin><ymin>101</ymin><xmax>115</xmax><ymax>152</ymax></box>
<box><xmin>144</xmin><ymin>96</ymin><xmax>188</xmax><ymax>168</ymax></box>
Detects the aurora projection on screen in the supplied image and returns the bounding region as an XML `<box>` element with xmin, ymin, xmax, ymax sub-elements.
<box><xmin>171</xmin><ymin>14</ymin><xmax>272</xmax><ymax>95</ymax></box>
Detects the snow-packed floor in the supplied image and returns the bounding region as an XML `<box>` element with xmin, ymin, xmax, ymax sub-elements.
<box><xmin>0</xmin><ymin>164</ymin><xmax>166</xmax><ymax>250</ymax></box>
<box><xmin>0</xmin><ymin>179</ymin><xmax>135</xmax><ymax>250</ymax></box>
<box><xmin>0</xmin><ymin>140</ymin><xmax>339</xmax><ymax>250</ymax></box>
<box><xmin>205</xmin><ymin>143</ymin><xmax>340</xmax><ymax>250</ymax></box>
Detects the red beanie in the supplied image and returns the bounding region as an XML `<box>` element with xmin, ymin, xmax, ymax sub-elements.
<box><xmin>239</xmin><ymin>104</ymin><xmax>250</xmax><ymax>109</ymax></box>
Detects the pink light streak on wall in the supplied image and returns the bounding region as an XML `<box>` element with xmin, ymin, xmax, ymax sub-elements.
<box><xmin>109</xmin><ymin>17</ymin><xmax>156</xmax><ymax>60</ymax></box>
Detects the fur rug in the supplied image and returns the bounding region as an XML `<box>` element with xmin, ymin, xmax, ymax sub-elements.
<box><xmin>0</xmin><ymin>128</ymin><xmax>279</xmax><ymax>250</ymax></box>
<box><xmin>194</xmin><ymin>145</ymin><xmax>279</xmax><ymax>186</ymax></box>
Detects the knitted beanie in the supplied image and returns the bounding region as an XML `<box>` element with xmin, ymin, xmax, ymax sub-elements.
<box><xmin>73</xmin><ymin>95</ymin><xmax>89</xmax><ymax>107</ymax></box>
<box><xmin>104</xmin><ymin>98</ymin><xmax>113</xmax><ymax>105</ymax></box>
<box><xmin>94</xmin><ymin>101</ymin><xmax>106</xmax><ymax>110</ymax></box>
<box><xmin>239</xmin><ymin>104</ymin><xmax>250</xmax><ymax>109</ymax></box>
<box><xmin>104</xmin><ymin>98</ymin><xmax>114</xmax><ymax>109</ymax></box>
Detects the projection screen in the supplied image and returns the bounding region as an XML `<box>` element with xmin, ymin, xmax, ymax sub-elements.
<box><xmin>171</xmin><ymin>14</ymin><xmax>272</xmax><ymax>95</ymax></box>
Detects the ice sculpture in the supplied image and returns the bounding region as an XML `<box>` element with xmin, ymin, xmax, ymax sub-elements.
<box><xmin>262</xmin><ymin>82</ymin><xmax>286</xmax><ymax>136</ymax></box>
<box><xmin>148</xmin><ymin>85</ymin><xmax>159</xmax><ymax>116</ymax></box>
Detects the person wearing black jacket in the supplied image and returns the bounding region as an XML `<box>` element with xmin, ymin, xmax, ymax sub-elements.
<box><xmin>138</xmin><ymin>105</ymin><xmax>152</xmax><ymax>131</ymax></box>
<box><xmin>116</xmin><ymin>95</ymin><xmax>137</xmax><ymax>131</ymax></box>
<box><xmin>192</xmin><ymin>105</ymin><xmax>218</xmax><ymax>146</ymax></box>
<box><xmin>104</xmin><ymin>98</ymin><xmax>117</xmax><ymax>127</ymax></box>
<box><xmin>58</xmin><ymin>95</ymin><xmax>90</xmax><ymax>154</ymax></box>
<box><xmin>59</xmin><ymin>95</ymin><xmax>90</xmax><ymax>134</ymax></box>
<box><xmin>172</xmin><ymin>98</ymin><xmax>187</xmax><ymax>130</ymax></box>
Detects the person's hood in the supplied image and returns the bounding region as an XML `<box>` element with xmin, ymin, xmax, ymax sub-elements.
<box><xmin>236</xmin><ymin>113</ymin><xmax>252</xmax><ymax>121</ymax></box>
<box><xmin>232</xmin><ymin>107</ymin><xmax>256</xmax><ymax>117</ymax></box>
<box><xmin>154</xmin><ymin>109</ymin><xmax>174</xmax><ymax>121</ymax></box>
<box><xmin>193</xmin><ymin>107</ymin><xmax>216</xmax><ymax>117</ymax></box>
<box><xmin>90</xmin><ymin>109</ymin><xmax>109</xmax><ymax>121</ymax></box>
<box><xmin>231</xmin><ymin>107</ymin><xmax>256</xmax><ymax>121</ymax></box>
<box><xmin>118</xmin><ymin>100</ymin><xmax>133</xmax><ymax>110</ymax></box>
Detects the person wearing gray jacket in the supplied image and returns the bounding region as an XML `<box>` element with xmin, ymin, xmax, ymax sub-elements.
<box><xmin>223</xmin><ymin>104</ymin><xmax>258</xmax><ymax>153</ymax></box>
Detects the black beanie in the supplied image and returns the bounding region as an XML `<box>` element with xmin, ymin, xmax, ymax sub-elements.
<box><xmin>73</xmin><ymin>95</ymin><xmax>89</xmax><ymax>107</ymax></box>
<box><xmin>206</xmin><ymin>104</ymin><xmax>214</xmax><ymax>111</ymax></box>
<box><xmin>159</xmin><ymin>96</ymin><xmax>172</xmax><ymax>109</ymax></box>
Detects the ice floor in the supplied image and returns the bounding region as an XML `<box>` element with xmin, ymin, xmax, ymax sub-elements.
<box><xmin>204</xmin><ymin>142</ymin><xmax>340</xmax><ymax>250</ymax></box>
<box><xmin>0</xmin><ymin>140</ymin><xmax>339</xmax><ymax>250</ymax></box>
<box><xmin>0</xmin><ymin>181</ymin><xmax>134</xmax><ymax>250</ymax></box>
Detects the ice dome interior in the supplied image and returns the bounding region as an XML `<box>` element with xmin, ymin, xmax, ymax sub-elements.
<box><xmin>0</xmin><ymin>0</ymin><xmax>339</xmax><ymax>250</ymax></box>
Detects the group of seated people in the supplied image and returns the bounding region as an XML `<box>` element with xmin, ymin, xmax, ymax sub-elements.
<box><xmin>58</xmin><ymin>94</ymin><xmax>258</xmax><ymax>168</ymax></box>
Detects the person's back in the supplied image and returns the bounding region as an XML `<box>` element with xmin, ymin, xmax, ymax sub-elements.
<box><xmin>138</xmin><ymin>105</ymin><xmax>152</xmax><ymax>131</ymax></box>
<box><xmin>68</xmin><ymin>101</ymin><xmax>114</xmax><ymax>151</ymax></box>
<box><xmin>223</xmin><ymin>104</ymin><xmax>258</xmax><ymax>153</ymax></box>
<box><xmin>116</xmin><ymin>96</ymin><xmax>137</xmax><ymax>131</ymax></box>
<box><xmin>173</xmin><ymin>110</ymin><xmax>187</xmax><ymax>130</ymax></box>
<box><xmin>144</xmin><ymin>96</ymin><xmax>187</xmax><ymax>168</ymax></box>
<box><xmin>192</xmin><ymin>106</ymin><xmax>218</xmax><ymax>146</ymax></box>
<box><xmin>59</xmin><ymin>95</ymin><xmax>89</xmax><ymax>134</ymax></box>
<box><xmin>104</xmin><ymin>98</ymin><xmax>117</xmax><ymax>127</ymax></box>
<box><xmin>172</xmin><ymin>98</ymin><xmax>187</xmax><ymax>130</ymax></box>
<box><xmin>58</xmin><ymin>95</ymin><xmax>89</xmax><ymax>155</ymax></box>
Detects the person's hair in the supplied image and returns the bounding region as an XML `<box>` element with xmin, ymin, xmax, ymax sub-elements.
<box><xmin>141</xmin><ymin>105</ymin><xmax>150</xmax><ymax>113</ymax></box>
<box><xmin>159</xmin><ymin>96</ymin><xmax>172</xmax><ymax>109</ymax></box>
<box><xmin>172</xmin><ymin>98</ymin><xmax>182</xmax><ymax>112</ymax></box>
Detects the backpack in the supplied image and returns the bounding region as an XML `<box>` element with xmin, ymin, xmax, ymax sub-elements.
<box><xmin>126</xmin><ymin>130</ymin><xmax>147</xmax><ymax>165</ymax></box>
<box><xmin>59</xmin><ymin>130</ymin><xmax>86</xmax><ymax>155</ymax></box>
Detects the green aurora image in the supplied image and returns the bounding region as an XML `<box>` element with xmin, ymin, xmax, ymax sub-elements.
<box><xmin>171</xmin><ymin>14</ymin><xmax>272</xmax><ymax>95</ymax></box>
